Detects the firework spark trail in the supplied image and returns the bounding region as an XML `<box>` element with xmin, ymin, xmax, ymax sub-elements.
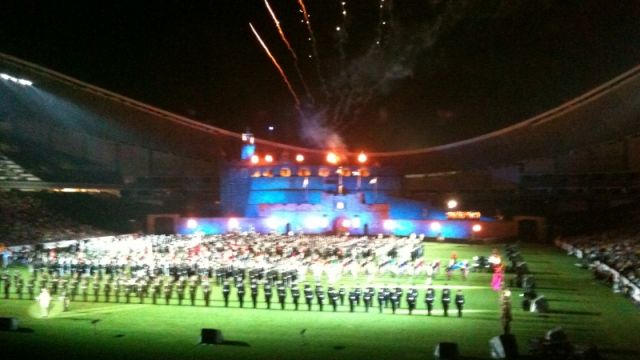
<box><xmin>336</xmin><ymin>0</ymin><xmax>470</xmax><ymax>132</ymax></box>
<box><xmin>329</xmin><ymin>85</ymin><xmax>348</xmax><ymax>126</ymax></box>
<box><xmin>297</xmin><ymin>0</ymin><xmax>330</xmax><ymax>100</ymax></box>
<box><xmin>374</xmin><ymin>0</ymin><xmax>388</xmax><ymax>47</ymax></box>
<box><xmin>249</xmin><ymin>22</ymin><xmax>302</xmax><ymax>110</ymax></box>
<box><xmin>263</xmin><ymin>0</ymin><xmax>314</xmax><ymax>102</ymax></box>
<box><xmin>337</xmin><ymin>1</ymin><xmax>349</xmax><ymax>70</ymax></box>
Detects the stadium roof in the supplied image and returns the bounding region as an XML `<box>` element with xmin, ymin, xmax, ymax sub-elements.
<box><xmin>2</xmin><ymin>52</ymin><xmax>640</xmax><ymax>173</ymax></box>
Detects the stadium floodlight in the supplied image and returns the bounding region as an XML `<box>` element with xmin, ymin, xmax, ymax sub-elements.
<box><xmin>186</xmin><ymin>219</ymin><xmax>198</xmax><ymax>229</ymax></box>
<box><xmin>326</xmin><ymin>152</ymin><xmax>338</xmax><ymax>164</ymax></box>
<box><xmin>296</xmin><ymin>154</ymin><xmax>304</xmax><ymax>162</ymax></box>
<box><xmin>357</xmin><ymin>152</ymin><xmax>367</xmax><ymax>163</ymax></box>
<box><xmin>250</xmin><ymin>154</ymin><xmax>259</xmax><ymax>164</ymax></box>
<box><xmin>351</xmin><ymin>217</ymin><xmax>361</xmax><ymax>228</ymax></box>
<box><xmin>383</xmin><ymin>219</ymin><xmax>396</xmax><ymax>230</ymax></box>
<box><xmin>447</xmin><ymin>199</ymin><xmax>458</xmax><ymax>209</ymax></box>
<box><xmin>0</xmin><ymin>72</ymin><xmax>33</xmax><ymax>86</ymax></box>
<box><xmin>304</xmin><ymin>216</ymin><xmax>328</xmax><ymax>229</ymax></box>
<box><xmin>430</xmin><ymin>221</ymin><xmax>441</xmax><ymax>232</ymax></box>
<box><xmin>228</xmin><ymin>218</ymin><xmax>240</xmax><ymax>230</ymax></box>
<box><xmin>472</xmin><ymin>224</ymin><xmax>482</xmax><ymax>232</ymax></box>
<box><xmin>265</xmin><ymin>154</ymin><xmax>274</xmax><ymax>163</ymax></box>
<box><xmin>266</xmin><ymin>217</ymin><xmax>281</xmax><ymax>229</ymax></box>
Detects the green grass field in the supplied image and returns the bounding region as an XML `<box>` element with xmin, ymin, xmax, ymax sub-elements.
<box><xmin>0</xmin><ymin>242</ymin><xmax>638</xmax><ymax>360</ymax></box>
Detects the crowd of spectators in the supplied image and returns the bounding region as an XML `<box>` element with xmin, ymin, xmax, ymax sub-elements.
<box><xmin>0</xmin><ymin>191</ymin><xmax>112</xmax><ymax>246</ymax></box>
<box><xmin>556</xmin><ymin>227</ymin><xmax>640</xmax><ymax>305</ymax></box>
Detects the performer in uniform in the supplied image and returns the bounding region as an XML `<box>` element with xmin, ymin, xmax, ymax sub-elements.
<box><xmin>394</xmin><ymin>286</ymin><xmax>403</xmax><ymax>309</ymax></box>
<box><xmin>177</xmin><ymin>281</ymin><xmax>186</xmax><ymax>305</ymax></box>
<box><xmin>377</xmin><ymin>287</ymin><xmax>386</xmax><ymax>313</ymax></box>
<box><xmin>316</xmin><ymin>284</ymin><xmax>325</xmax><ymax>311</ymax></box>
<box><xmin>304</xmin><ymin>283</ymin><xmax>313</xmax><ymax>311</ymax></box>
<box><xmin>355</xmin><ymin>286</ymin><xmax>362</xmax><ymax>306</ymax></box>
<box><xmin>348</xmin><ymin>289</ymin><xmax>357</xmax><ymax>312</ymax></box>
<box><xmin>163</xmin><ymin>282</ymin><xmax>173</xmax><ymax>305</ymax></box>
<box><xmin>250</xmin><ymin>279</ymin><xmax>259</xmax><ymax>308</ymax></box>
<box><xmin>455</xmin><ymin>289</ymin><xmax>465</xmax><ymax>317</ymax></box>
<box><xmin>389</xmin><ymin>289</ymin><xmax>399</xmax><ymax>314</ymax></box>
<box><xmin>277</xmin><ymin>281</ymin><xmax>287</xmax><ymax>310</ymax></box>
<box><xmin>441</xmin><ymin>287</ymin><xmax>451</xmax><ymax>317</ymax></box>
<box><xmin>338</xmin><ymin>285</ymin><xmax>346</xmax><ymax>306</ymax></box>
<box><xmin>222</xmin><ymin>281</ymin><xmax>231</xmax><ymax>307</ymax></box>
<box><xmin>202</xmin><ymin>281</ymin><xmax>211</xmax><ymax>307</ymax></box>
<box><xmin>27</xmin><ymin>277</ymin><xmax>36</xmax><ymax>300</ymax></box>
<box><xmin>93</xmin><ymin>279</ymin><xmax>101</xmax><ymax>302</ymax></box>
<box><xmin>363</xmin><ymin>288</ymin><xmax>372</xmax><ymax>313</ymax></box>
<box><xmin>125</xmin><ymin>281</ymin><xmax>133</xmax><ymax>304</ymax></box>
<box><xmin>15</xmin><ymin>277</ymin><xmax>24</xmax><ymax>300</ymax></box>
<box><xmin>189</xmin><ymin>280</ymin><xmax>198</xmax><ymax>306</ymax></box>
<box><xmin>113</xmin><ymin>278</ymin><xmax>120</xmax><ymax>303</ymax></box>
<box><xmin>383</xmin><ymin>286</ymin><xmax>391</xmax><ymax>308</ymax></box>
<box><xmin>37</xmin><ymin>288</ymin><xmax>52</xmax><ymax>318</ymax></box>
<box><xmin>328</xmin><ymin>287</ymin><xmax>338</xmax><ymax>312</ymax></box>
<box><xmin>291</xmin><ymin>283</ymin><xmax>300</xmax><ymax>310</ymax></box>
<box><xmin>103</xmin><ymin>280</ymin><xmax>112</xmax><ymax>303</ymax></box>
<box><xmin>425</xmin><ymin>287</ymin><xmax>435</xmax><ymax>316</ymax></box>
<box><xmin>407</xmin><ymin>288</ymin><xmax>418</xmax><ymax>315</ymax></box>
<box><xmin>264</xmin><ymin>282</ymin><xmax>273</xmax><ymax>309</ymax></box>
<box><xmin>151</xmin><ymin>280</ymin><xmax>160</xmax><ymax>305</ymax></box>
<box><xmin>137</xmin><ymin>281</ymin><xmax>146</xmax><ymax>304</ymax></box>
<box><xmin>81</xmin><ymin>278</ymin><xmax>89</xmax><ymax>302</ymax></box>
<box><xmin>59</xmin><ymin>291</ymin><xmax>70</xmax><ymax>312</ymax></box>
<box><xmin>237</xmin><ymin>282</ymin><xmax>246</xmax><ymax>308</ymax></box>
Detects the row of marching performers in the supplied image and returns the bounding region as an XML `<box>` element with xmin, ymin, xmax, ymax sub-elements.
<box><xmin>9</xmin><ymin>233</ymin><xmax>460</xmax><ymax>285</ymax></box>
<box><xmin>2</xmin><ymin>272</ymin><xmax>466</xmax><ymax>317</ymax></box>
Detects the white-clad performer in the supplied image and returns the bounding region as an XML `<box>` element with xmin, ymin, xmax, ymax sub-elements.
<box><xmin>37</xmin><ymin>288</ymin><xmax>52</xmax><ymax>318</ymax></box>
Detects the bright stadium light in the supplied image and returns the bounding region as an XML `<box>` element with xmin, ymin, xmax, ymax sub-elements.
<box><xmin>341</xmin><ymin>219</ymin><xmax>351</xmax><ymax>228</ymax></box>
<box><xmin>357</xmin><ymin>152</ymin><xmax>367</xmax><ymax>163</ymax></box>
<box><xmin>296</xmin><ymin>154</ymin><xmax>305</xmax><ymax>162</ymax></box>
<box><xmin>430</xmin><ymin>221</ymin><xmax>441</xmax><ymax>232</ymax></box>
<box><xmin>266</xmin><ymin>217</ymin><xmax>281</xmax><ymax>229</ymax></box>
<box><xmin>250</xmin><ymin>155</ymin><xmax>259</xmax><ymax>164</ymax></box>
<box><xmin>0</xmin><ymin>72</ymin><xmax>33</xmax><ymax>86</ymax></box>
<box><xmin>472</xmin><ymin>224</ymin><xmax>482</xmax><ymax>232</ymax></box>
<box><xmin>265</xmin><ymin>154</ymin><xmax>274</xmax><ymax>163</ymax></box>
<box><xmin>186</xmin><ymin>218</ymin><xmax>198</xmax><ymax>229</ymax></box>
<box><xmin>304</xmin><ymin>216</ymin><xmax>328</xmax><ymax>229</ymax></box>
<box><xmin>447</xmin><ymin>199</ymin><xmax>458</xmax><ymax>209</ymax></box>
<box><xmin>326</xmin><ymin>152</ymin><xmax>338</xmax><ymax>164</ymax></box>
<box><xmin>228</xmin><ymin>218</ymin><xmax>239</xmax><ymax>230</ymax></box>
<box><xmin>351</xmin><ymin>217</ymin><xmax>361</xmax><ymax>228</ymax></box>
<box><xmin>383</xmin><ymin>219</ymin><xmax>396</xmax><ymax>230</ymax></box>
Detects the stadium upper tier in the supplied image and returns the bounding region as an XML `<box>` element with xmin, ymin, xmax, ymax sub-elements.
<box><xmin>2</xmin><ymin>52</ymin><xmax>640</xmax><ymax>173</ymax></box>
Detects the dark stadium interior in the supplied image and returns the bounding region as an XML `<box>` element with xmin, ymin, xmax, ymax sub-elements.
<box><xmin>2</xmin><ymin>2</ymin><xmax>640</xmax><ymax>359</ymax></box>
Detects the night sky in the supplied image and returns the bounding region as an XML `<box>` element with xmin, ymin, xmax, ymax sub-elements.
<box><xmin>2</xmin><ymin>0</ymin><xmax>640</xmax><ymax>152</ymax></box>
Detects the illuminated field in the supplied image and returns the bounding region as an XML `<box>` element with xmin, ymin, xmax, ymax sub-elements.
<box><xmin>0</xmin><ymin>242</ymin><xmax>638</xmax><ymax>360</ymax></box>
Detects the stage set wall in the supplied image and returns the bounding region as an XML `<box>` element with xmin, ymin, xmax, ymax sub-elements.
<box><xmin>175</xmin><ymin>217</ymin><xmax>517</xmax><ymax>240</ymax></box>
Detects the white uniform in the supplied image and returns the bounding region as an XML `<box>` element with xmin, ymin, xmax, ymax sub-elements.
<box><xmin>37</xmin><ymin>289</ymin><xmax>52</xmax><ymax>317</ymax></box>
